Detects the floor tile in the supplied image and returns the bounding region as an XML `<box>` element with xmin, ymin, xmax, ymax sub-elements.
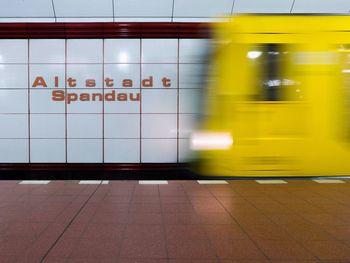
<box><xmin>127</xmin><ymin>213</ymin><xmax>163</xmax><ymax>225</ymax></box>
<box><xmin>41</xmin><ymin>257</ymin><xmax>67</xmax><ymax>263</ymax></box>
<box><xmin>81</xmin><ymin>224</ymin><xmax>125</xmax><ymax>240</ymax></box>
<box><xmin>242</xmin><ymin>224</ymin><xmax>293</xmax><ymax>240</ymax></box>
<box><xmin>255</xmin><ymin>240</ymin><xmax>315</xmax><ymax>260</ymax></box>
<box><xmin>165</xmin><ymin>225</ymin><xmax>207</xmax><ymax>240</ymax></box>
<box><xmin>283</xmin><ymin>223</ymin><xmax>336</xmax><ymax>241</ymax></box>
<box><xmin>162</xmin><ymin>203</ymin><xmax>196</xmax><ymax>213</ymax></box>
<box><xmin>70</xmin><ymin>238</ymin><xmax>121</xmax><ymax>258</ymax></box>
<box><xmin>120</xmin><ymin>237</ymin><xmax>167</xmax><ymax>259</ymax></box>
<box><xmin>129</xmin><ymin>203</ymin><xmax>162</xmax><ymax>213</ymax></box>
<box><xmin>3</xmin><ymin>179</ymin><xmax>350</xmax><ymax>263</ymax></box>
<box><xmin>163</xmin><ymin>212</ymin><xmax>201</xmax><ymax>225</ymax></box>
<box><xmin>46</xmin><ymin>238</ymin><xmax>80</xmax><ymax>258</ymax></box>
<box><xmin>204</xmin><ymin>224</ymin><xmax>249</xmax><ymax>240</ymax></box>
<box><xmin>303</xmin><ymin>240</ymin><xmax>350</xmax><ymax>260</ymax></box>
<box><xmin>167</xmin><ymin>239</ymin><xmax>216</xmax><ymax>259</ymax></box>
<box><xmin>212</xmin><ymin>239</ymin><xmax>266</xmax><ymax>260</ymax></box>
<box><xmin>198</xmin><ymin>212</ymin><xmax>237</xmax><ymax>225</ymax></box>
<box><xmin>124</xmin><ymin>225</ymin><xmax>165</xmax><ymax>240</ymax></box>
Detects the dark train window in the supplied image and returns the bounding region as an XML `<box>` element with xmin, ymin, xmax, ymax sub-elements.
<box><xmin>248</xmin><ymin>44</ymin><xmax>292</xmax><ymax>101</ymax></box>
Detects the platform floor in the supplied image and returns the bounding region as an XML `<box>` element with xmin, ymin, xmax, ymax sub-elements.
<box><xmin>1</xmin><ymin>179</ymin><xmax>350</xmax><ymax>262</ymax></box>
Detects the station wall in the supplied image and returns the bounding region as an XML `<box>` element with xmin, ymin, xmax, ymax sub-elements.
<box><xmin>0</xmin><ymin>38</ymin><xmax>210</xmax><ymax>163</ymax></box>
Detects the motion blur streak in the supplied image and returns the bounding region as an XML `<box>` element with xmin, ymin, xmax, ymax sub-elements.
<box><xmin>192</xmin><ymin>15</ymin><xmax>350</xmax><ymax>177</ymax></box>
<box><xmin>191</xmin><ymin>132</ymin><xmax>233</xmax><ymax>150</ymax></box>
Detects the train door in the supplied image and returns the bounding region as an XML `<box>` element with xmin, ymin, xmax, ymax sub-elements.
<box><xmin>229</xmin><ymin>43</ymin><xmax>308</xmax><ymax>176</ymax></box>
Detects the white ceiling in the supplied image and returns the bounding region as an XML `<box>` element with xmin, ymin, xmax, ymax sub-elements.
<box><xmin>0</xmin><ymin>0</ymin><xmax>349</xmax><ymax>22</ymax></box>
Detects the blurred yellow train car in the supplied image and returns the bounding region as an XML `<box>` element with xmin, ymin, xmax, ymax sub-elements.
<box><xmin>191</xmin><ymin>15</ymin><xmax>350</xmax><ymax>177</ymax></box>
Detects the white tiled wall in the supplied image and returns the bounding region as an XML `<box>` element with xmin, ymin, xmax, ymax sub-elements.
<box><xmin>142</xmin><ymin>114</ymin><xmax>177</xmax><ymax>138</ymax></box>
<box><xmin>66</xmin><ymin>89</ymin><xmax>103</xmax><ymax>113</ymax></box>
<box><xmin>0</xmin><ymin>65</ymin><xmax>28</xmax><ymax>88</ymax></box>
<box><xmin>104</xmin><ymin>64</ymin><xmax>140</xmax><ymax>89</ymax></box>
<box><xmin>0</xmin><ymin>115</ymin><xmax>28</xmax><ymax>138</ymax></box>
<box><xmin>30</xmin><ymin>64</ymin><xmax>65</xmax><ymax>88</ymax></box>
<box><xmin>0</xmin><ymin>90</ymin><xmax>28</xmax><ymax>113</ymax></box>
<box><xmin>67</xmin><ymin>39</ymin><xmax>103</xmax><ymax>63</ymax></box>
<box><xmin>0</xmin><ymin>40</ymin><xmax>28</xmax><ymax>63</ymax></box>
<box><xmin>67</xmin><ymin>139</ymin><xmax>103</xmax><ymax>163</ymax></box>
<box><xmin>141</xmin><ymin>139</ymin><xmax>177</xmax><ymax>163</ymax></box>
<box><xmin>30</xmin><ymin>114</ymin><xmax>65</xmax><ymax>138</ymax></box>
<box><xmin>142</xmin><ymin>39</ymin><xmax>178</xmax><ymax>63</ymax></box>
<box><xmin>104</xmin><ymin>114</ymin><xmax>140</xmax><ymax>138</ymax></box>
<box><xmin>1</xmin><ymin>0</ymin><xmax>350</xmax><ymax>23</ymax></box>
<box><xmin>30</xmin><ymin>89</ymin><xmax>65</xmax><ymax>113</ymax></box>
<box><xmin>67</xmin><ymin>114</ymin><xmax>103</xmax><ymax>138</ymax></box>
<box><xmin>67</xmin><ymin>64</ymin><xmax>103</xmax><ymax>88</ymax></box>
<box><xmin>29</xmin><ymin>39</ymin><xmax>65</xmax><ymax>63</ymax></box>
<box><xmin>104</xmin><ymin>139</ymin><xmax>140</xmax><ymax>163</ymax></box>
<box><xmin>0</xmin><ymin>139</ymin><xmax>29</xmax><ymax>163</ymax></box>
<box><xmin>30</xmin><ymin>139</ymin><xmax>66</xmax><ymax>163</ymax></box>
<box><xmin>104</xmin><ymin>39</ymin><xmax>140</xmax><ymax>63</ymax></box>
<box><xmin>0</xmin><ymin>38</ymin><xmax>209</xmax><ymax>163</ymax></box>
<box><xmin>104</xmin><ymin>89</ymin><xmax>140</xmax><ymax>113</ymax></box>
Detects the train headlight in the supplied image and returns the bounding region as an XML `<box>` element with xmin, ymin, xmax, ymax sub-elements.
<box><xmin>190</xmin><ymin>132</ymin><xmax>233</xmax><ymax>150</ymax></box>
<box><xmin>247</xmin><ymin>51</ymin><xmax>262</xmax><ymax>59</ymax></box>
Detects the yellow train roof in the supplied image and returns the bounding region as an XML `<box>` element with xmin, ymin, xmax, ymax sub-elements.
<box><xmin>219</xmin><ymin>15</ymin><xmax>350</xmax><ymax>34</ymax></box>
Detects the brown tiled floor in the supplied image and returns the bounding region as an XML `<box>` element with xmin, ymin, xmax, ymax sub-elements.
<box><xmin>1</xmin><ymin>179</ymin><xmax>350</xmax><ymax>262</ymax></box>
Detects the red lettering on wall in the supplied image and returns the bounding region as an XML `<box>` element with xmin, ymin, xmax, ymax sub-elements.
<box><xmin>142</xmin><ymin>76</ymin><xmax>153</xmax><ymax>87</ymax></box>
<box><xmin>162</xmin><ymin>77</ymin><xmax>171</xmax><ymax>87</ymax></box>
<box><xmin>85</xmin><ymin>79</ymin><xmax>96</xmax><ymax>87</ymax></box>
<box><xmin>52</xmin><ymin>90</ymin><xmax>65</xmax><ymax>101</ymax></box>
<box><xmin>105</xmin><ymin>78</ymin><xmax>114</xmax><ymax>87</ymax></box>
<box><xmin>122</xmin><ymin>79</ymin><xmax>133</xmax><ymax>87</ymax></box>
<box><xmin>67</xmin><ymin>77</ymin><xmax>76</xmax><ymax>87</ymax></box>
<box><xmin>32</xmin><ymin>76</ymin><xmax>47</xmax><ymax>88</ymax></box>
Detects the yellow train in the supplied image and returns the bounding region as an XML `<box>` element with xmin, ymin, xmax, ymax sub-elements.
<box><xmin>191</xmin><ymin>15</ymin><xmax>350</xmax><ymax>177</ymax></box>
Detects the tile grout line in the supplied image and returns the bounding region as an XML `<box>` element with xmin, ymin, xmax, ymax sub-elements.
<box><xmin>63</xmin><ymin>181</ymin><xmax>113</xmax><ymax>259</ymax></box>
<box><xmin>139</xmin><ymin>39</ymin><xmax>142</xmax><ymax>163</ymax></box>
<box><xmin>171</xmin><ymin>0</ymin><xmax>175</xmax><ymax>22</ymax></box>
<box><xmin>178</xmin><ymin>182</ymin><xmax>222</xmax><ymax>262</ymax></box>
<box><xmin>102</xmin><ymin>39</ymin><xmax>105</xmax><ymax>163</ymax></box>
<box><xmin>112</xmin><ymin>0</ymin><xmax>115</xmax><ymax>22</ymax></box>
<box><xmin>39</xmin><ymin>182</ymin><xmax>102</xmax><ymax>263</ymax></box>
<box><xmin>280</xmin><ymin>183</ymin><xmax>350</xmax><ymax>254</ymax></box>
<box><xmin>28</xmin><ymin>39</ymin><xmax>31</xmax><ymax>163</ymax></box>
<box><xmin>239</xmin><ymin>184</ymin><xmax>323</xmax><ymax>261</ymax></box>
<box><xmin>116</xmin><ymin>181</ymin><xmax>137</xmax><ymax>260</ymax></box>
<box><xmin>176</xmin><ymin>38</ymin><xmax>180</xmax><ymax>163</ymax></box>
<box><xmin>206</xmin><ymin>183</ymin><xmax>272</xmax><ymax>261</ymax></box>
<box><xmin>21</xmin><ymin>181</ymin><xmax>90</xmax><ymax>260</ymax></box>
<box><xmin>65</xmin><ymin>39</ymin><xmax>68</xmax><ymax>163</ymax></box>
<box><xmin>51</xmin><ymin>0</ymin><xmax>57</xmax><ymax>22</ymax></box>
<box><xmin>290</xmin><ymin>0</ymin><xmax>296</xmax><ymax>13</ymax></box>
<box><xmin>158</xmin><ymin>183</ymin><xmax>170</xmax><ymax>261</ymax></box>
<box><xmin>230</xmin><ymin>0</ymin><xmax>236</xmax><ymax>14</ymax></box>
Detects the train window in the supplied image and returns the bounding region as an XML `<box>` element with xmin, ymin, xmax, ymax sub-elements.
<box><xmin>248</xmin><ymin>44</ymin><xmax>296</xmax><ymax>101</ymax></box>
